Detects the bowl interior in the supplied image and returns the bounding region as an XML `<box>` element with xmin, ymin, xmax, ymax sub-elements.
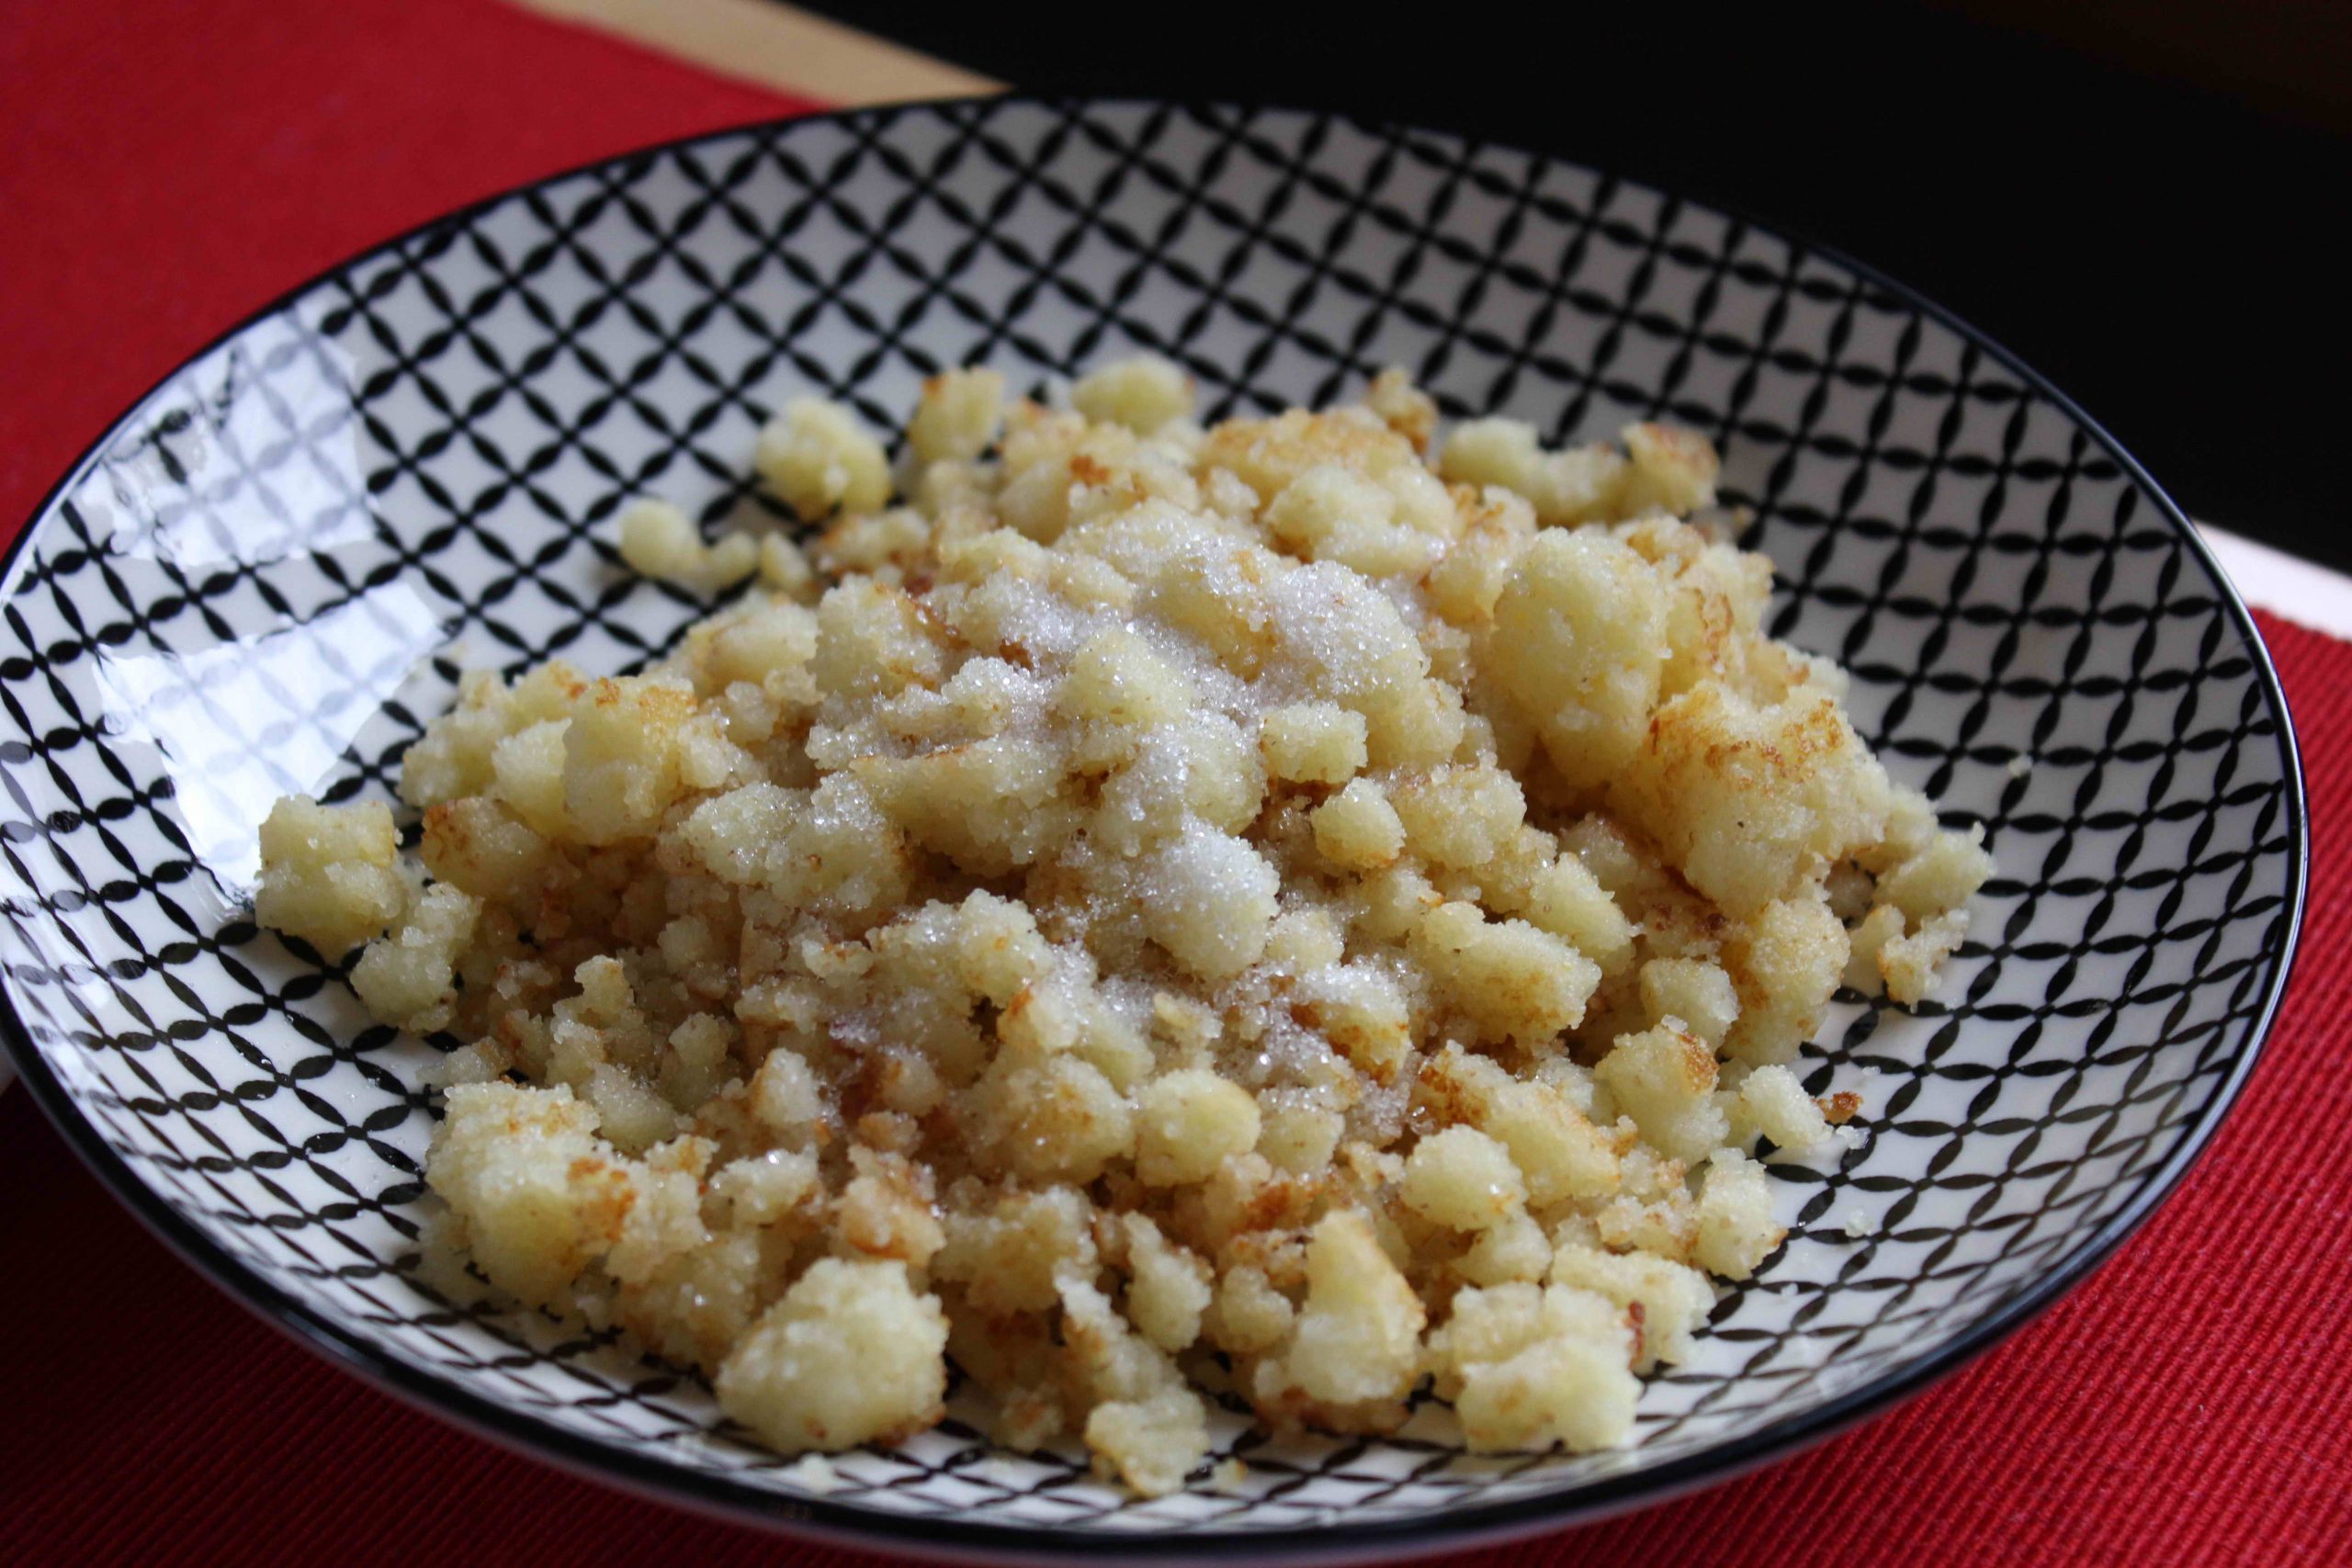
<box><xmin>0</xmin><ymin>99</ymin><xmax>2300</xmax><ymax>1551</ymax></box>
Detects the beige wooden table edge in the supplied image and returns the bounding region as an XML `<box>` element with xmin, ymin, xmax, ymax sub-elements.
<box><xmin>508</xmin><ymin>0</ymin><xmax>1003</xmax><ymax>104</ymax></box>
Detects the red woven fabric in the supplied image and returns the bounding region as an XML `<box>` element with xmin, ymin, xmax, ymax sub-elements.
<box><xmin>0</xmin><ymin>0</ymin><xmax>811</xmax><ymax>536</ymax></box>
<box><xmin>2</xmin><ymin>3</ymin><xmax>2346</xmax><ymax>1563</ymax></box>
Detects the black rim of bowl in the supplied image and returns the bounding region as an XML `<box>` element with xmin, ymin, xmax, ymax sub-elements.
<box><xmin>0</xmin><ymin>96</ymin><xmax>2312</xmax><ymax>1563</ymax></box>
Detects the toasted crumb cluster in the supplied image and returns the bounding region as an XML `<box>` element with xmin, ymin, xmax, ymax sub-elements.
<box><xmin>255</xmin><ymin>357</ymin><xmax>1990</xmax><ymax>1493</ymax></box>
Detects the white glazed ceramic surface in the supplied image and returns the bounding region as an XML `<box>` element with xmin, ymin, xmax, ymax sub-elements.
<box><xmin>0</xmin><ymin>101</ymin><xmax>2303</xmax><ymax>1560</ymax></box>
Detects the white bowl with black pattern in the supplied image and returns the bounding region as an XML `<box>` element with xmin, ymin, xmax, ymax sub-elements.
<box><xmin>0</xmin><ymin>99</ymin><xmax>2307</xmax><ymax>1561</ymax></box>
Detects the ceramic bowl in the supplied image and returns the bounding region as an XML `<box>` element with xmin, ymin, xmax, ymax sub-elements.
<box><xmin>0</xmin><ymin>98</ymin><xmax>2305</xmax><ymax>1561</ymax></box>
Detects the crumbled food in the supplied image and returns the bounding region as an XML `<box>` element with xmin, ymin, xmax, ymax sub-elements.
<box><xmin>255</xmin><ymin>795</ymin><xmax>405</xmax><ymax>955</ymax></box>
<box><xmin>1425</xmin><ymin>1280</ymin><xmax>1639</xmax><ymax>1450</ymax></box>
<box><xmin>617</xmin><ymin>499</ymin><xmax>760</xmax><ymax>594</ymax></box>
<box><xmin>908</xmin><ymin>367</ymin><xmax>1008</xmax><ymax>468</ymax></box>
<box><xmin>757</xmin><ymin>397</ymin><xmax>893</xmax><ymax>522</ymax></box>
<box><xmin>1731</xmin><ymin>1062</ymin><xmax>1833</xmax><ymax>1153</ymax></box>
<box><xmin>258</xmin><ymin>361</ymin><xmax>1987</xmax><ymax>1493</ymax></box>
<box><xmin>1071</xmin><ymin>354</ymin><xmax>1194</xmax><ymax>435</ymax></box>
<box><xmin>351</xmin><ymin>882</ymin><xmax>481</xmax><ymax>1034</ymax></box>
<box><xmin>716</xmin><ymin>1258</ymin><xmax>949</xmax><ymax>1451</ymax></box>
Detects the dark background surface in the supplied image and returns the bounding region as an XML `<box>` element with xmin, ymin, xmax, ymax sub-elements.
<box><xmin>804</xmin><ymin>0</ymin><xmax>2349</xmax><ymax>571</ymax></box>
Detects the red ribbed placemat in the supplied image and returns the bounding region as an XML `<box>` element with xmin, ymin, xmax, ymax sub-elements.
<box><xmin>2</xmin><ymin>3</ymin><xmax>2344</xmax><ymax>1562</ymax></box>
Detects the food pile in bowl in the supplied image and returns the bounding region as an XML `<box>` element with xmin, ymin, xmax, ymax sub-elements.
<box><xmin>254</xmin><ymin>358</ymin><xmax>1988</xmax><ymax>1494</ymax></box>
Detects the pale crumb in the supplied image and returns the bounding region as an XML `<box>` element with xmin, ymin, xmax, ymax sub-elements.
<box><xmin>1841</xmin><ymin>1208</ymin><xmax>1876</xmax><ymax>1239</ymax></box>
<box><xmin>617</xmin><ymin>498</ymin><xmax>759</xmax><ymax>594</ymax></box>
<box><xmin>258</xmin><ymin>359</ymin><xmax>1986</xmax><ymax>1495</ymax></box>
<box><xmin>788</xmin><ymin>1453</ymin><xmax>841</xmax><ymax>1493</ymax></box>
<box><xmin>2006</xmin><ymin>752</ymin><xmax>2033</xmax><ymax>779</ymax></box>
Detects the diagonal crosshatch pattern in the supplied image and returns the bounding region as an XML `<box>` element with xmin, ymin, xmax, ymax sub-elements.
<box><xmin>0</xmin><ymin>99</ymin><xmax>2300</xmax><ymax>1544</ymax></box>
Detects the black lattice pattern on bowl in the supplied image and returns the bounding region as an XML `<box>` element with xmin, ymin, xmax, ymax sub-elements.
<box><xmin>0</xmin><ymin>99</ymin><xmax>2301</xmax><ymax>1556</ymax></box>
